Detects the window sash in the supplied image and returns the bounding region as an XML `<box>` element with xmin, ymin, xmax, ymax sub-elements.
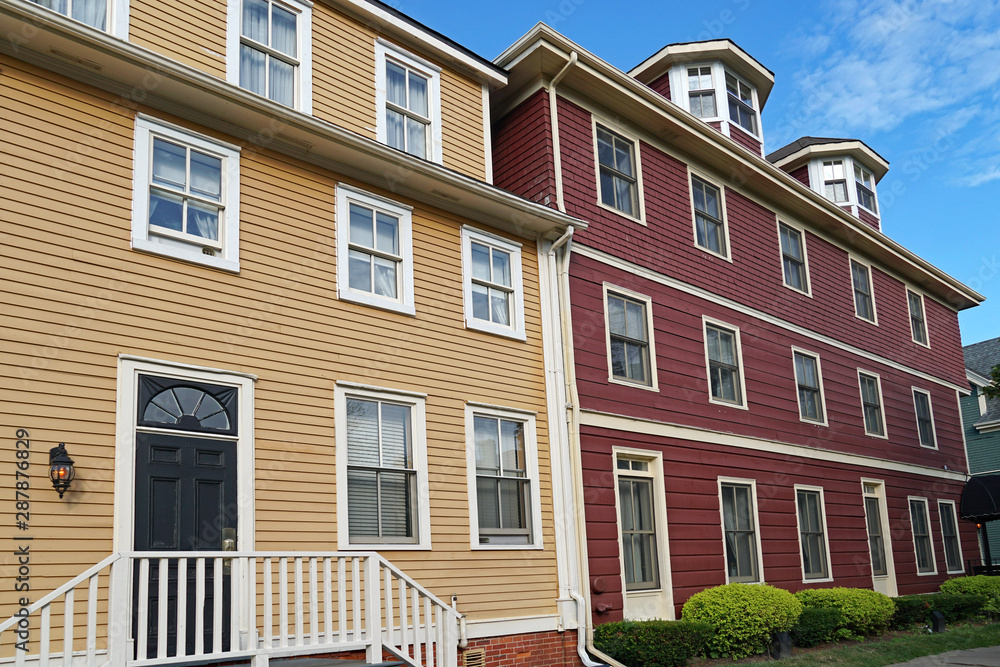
<box><xmin>30</xmin><ymin>0</ymin><xmax>108</xmax><ymax>29</ymax></box>
<box><xmin>797</xmin><ymin>490</ymin><xmax>828</xmax><ymax>579</ymax></box>
<box><xmin>725</xmin><ymin>73</ymin><xmax>757</xmax><ymax>134</ymax></box>
<box><xmin>859</xmin><ymin>374</ymin><xmax>884</xmax><ymax>436</ymax></box>
<box><xmin>914</xmin><ymin>391</ymin><xmax>936</xmax><ymax>447</ymax></box>
<box><xmin>939</xmin><ymin>503</ymin><xmax>962</xmax><ymax>571</ymax></box>
<box><xmin>779</xmin><ymin>224</ymin><xmax>807</xmax><ymax>290</ymax></box>
<box><xmin>147</xmin><ymin>136</ymin><xmax>225</xmax><ymax>249</ymax></box>
<box><xmin>692</xmin><ymin>176</ymin><xmax>726</xmax><ymax>254</ymax></box>
<box><xmin>474</xmin><ymin>416</ymin><xmax>531</xmax><ymax>543</ymax></box>
<box><xmin>619</xmin><ymin>477</ymin><xmax>659</xmax><ymax>590</ymax></box>
<box><xmin>608</xmin><ymin>294</ymin><xmax>651</xmax><ymax>385</ymax></box>
<box><xmin>722</xmin><ymin>483</ymin><xmax>759</xmax><ymax>582</ymax></box>
<box><xmin>851</xmin><ymin>261</ymin><xmax>875</xmax><ymax>321</ymax></box>
<box><xmin>707</xmin><ymin>325</ymin><xmax>742</xmax><ymax>404</ymax></box>
<box><xmin>596</xmin><ymin>126</ymin><xmax>638</xmax><ymax>216</ymax></box>
<box><xmin>794</xmin><ymin>353</ymin><xmax>823</xmax><ymax>422</ymax></box>
<box><xmin>909</xmin><ymin>291</ymin><xmax>928</xmax><ymax>344</ymax></box>
<box><xmin>909</xmin><ymin>500</ymin><xmax>935</xmax><ymax>573</ymax></box>
<box><xmin>239</xmin><ymin>0</ymin><xmax>299</xmax><ymax>107</ymax></box>
<box><xmin>864</xmin><ymin>496</ymin><xmax>888</xmax><ymax>576</ymax></box>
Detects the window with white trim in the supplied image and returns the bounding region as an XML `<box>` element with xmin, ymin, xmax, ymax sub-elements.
<box><xmin>720</xmin><ymin>480</ymin><xmax>761</xmax><ymax>583</ymax></box>
<box><xmin>466</xmin><ymin>404</ymin><xmax>541</xmax><ymax>549</ymax></box>
<box><xmin>858</xmin><ymin>371</ymin><xmax>886</xmax><ymax>437</ymax></box>
<box><xmin>595</xmin><ymin>124</ymin><xmax>641</xmax><ymax>219</ymax></box>
<box><xmin>822</xmin><ymin>160</ymin><xmax>849</xmax><ymax>203</ymax></box>
<box><xmin>705</xmin><ymin>320</ymin><xmax>745</xmax><ymax>407</ymax></box>
<box><xmin>376</xmin><ymin>40</ymin><xmax>442</xmax><ymax>163</ymax></box>
<box><xmin>28</xmin><ymin>0</ymin><xmax>127</xmax><ymax>36</ymax></box>
<box><xmin>793</xmin><ymin>350</ymin><xmax>825</xmax><ymax>424</ymax></box>
<box><xmin>908</xmin><ymin>290</ymin><xmax>929</xmax><ymax>346</ymax></box>
<box><xmin>335</xmin><ymin>383</ymin><xmax>429</xmax><ymax>549</ymax></box>
<box><xmin>691</xmin><ymin>174</ymin><xmax>728</xmax><ymax>257</ymax></box>
<box><xmin>605</xmin><ymin>287</ymin><xmax>656</xmax><ymax>389</ymax></box>
<box><xmin>227</xmin><ymin>0</ymin><xmax>312</xmax><ymax>111</ymax></box>
<box><xmin>725</xmin><ymin>71</ymin><xmax>758</xmax><ymax>135</ymax></box>
<box><xmin>795</xmin><ymin>487</ymin><xmax>831</xmax><ymax>580</ymax></box>
<box><xmin>850</xmin><ymin>259</ymin><xmax>877</xmax><ymax>323</ymax></box>
<box><xmin>908</xmin><ymin>497</ymin><xmax>936</xmax><ymax>575</ymax></box>
<box><xmin>779</xmin><ymin>222</ymin><xmax>809</xmax><ymax>293</ymax></box>
<box><xmin>461</xmin><ymin>227</ymin><xmax>525</xmax><ymax>340</ymax></box>
<box><xmin>687</xmin><ymin>66</ymin><xmax>716</xmax><ymax>119</ymax></box>
<box><xmin>855</xmin><ymin>163</ymin><xmax>878</xmax><ymax>213</ymax></box>
<box><xmin>938</xmin><ymin>501</ymin><xmax>963</xmax><ymax>573</ymax></box>
<box><xmin>335</xmin><ymin>184</ymin><xmax>414</xmax><ymax>315</ymax></box>
<box><xmin>617</xmin><ymin>458</ymin><xmax>659</xmax><ymax>590</ymax></box>
<box><xmin>913</xmin><ymin>388</ymin><xmax>937</xmax><ymax>448</ymax></box>
<box><xmin>131</xmin><ymin>115</ymin><xmax>241</xmax><ymax>272</ymax></box>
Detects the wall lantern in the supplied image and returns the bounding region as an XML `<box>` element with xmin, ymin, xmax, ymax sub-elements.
<box><xmin>49</xmin><ymin>443</ymin><xmax>75</xmax><ymax>499</ymax></box>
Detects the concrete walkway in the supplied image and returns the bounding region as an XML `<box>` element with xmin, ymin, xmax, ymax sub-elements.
<box><xmin>889</xmin><ymin>645</ymin><xmax>1000</xmax><ymax>665</ymax></box>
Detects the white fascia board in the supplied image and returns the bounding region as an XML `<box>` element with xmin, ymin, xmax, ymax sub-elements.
<box><xmin>968</xmin><ymin>369</ymin><xmax>991</xmax><ymax>388</ymax></box>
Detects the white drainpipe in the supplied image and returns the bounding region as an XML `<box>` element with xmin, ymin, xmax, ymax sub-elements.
<box><xmin>549</xmin><ymin>51</ymin><xmax>577</xmax><ymax>214</ymax></box>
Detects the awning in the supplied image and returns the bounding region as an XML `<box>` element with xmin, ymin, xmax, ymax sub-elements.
<box><xmin>961</xmin><ymin>475</ymin><xmax>1000</xmax><ymax>521</ymax></box>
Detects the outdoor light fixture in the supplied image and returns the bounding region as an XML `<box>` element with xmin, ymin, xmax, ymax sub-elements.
<box><xmin>48</xmin><ymin>443</ymin><xmax>75</xmax><ymax>499</ymax></box>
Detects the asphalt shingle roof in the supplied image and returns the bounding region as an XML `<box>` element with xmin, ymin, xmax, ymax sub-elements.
<box><xmin>965</xmin><ymin>337</ymin><xmax>1000</xmax><ymax>426</ymax></box>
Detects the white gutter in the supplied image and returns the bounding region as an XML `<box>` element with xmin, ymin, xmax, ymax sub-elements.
<box><xmin>549</xmin><ymin>51</ymin><xmax>578</xmax><ymax>212</ymax></box>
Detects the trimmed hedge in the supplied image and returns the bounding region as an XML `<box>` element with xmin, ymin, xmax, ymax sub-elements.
<box><xmin>794</xmin><ymin>588</ymin><xmax>894</xmax><ymax>637</ymax></box>
<box><xmin>891</xmin><ymin>593</ymin><xmax>987</xmax><ymax>628</ymax></box>
<box><xmin>790</xmin><ymin>606</ymin><xmax>843</xmax><ymax>648</ymax></box>
<box><xmin>682</xmin><ymin>583</ymin><xmax>802</xmax><ymax>659</ymax></box>
<box><xmin>940</xmin><ymin>576</ymin><xmax>1000</xmax><ymax>613</ymax></box>
<box><xmin>593</xmin><ymin>620</ymin><xmax>715</xmax><ymax>667</ymax></box>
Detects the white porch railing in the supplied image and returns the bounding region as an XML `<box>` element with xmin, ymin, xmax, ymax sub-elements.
<box><xmin>0</xmin><ymin>552</ymin><xmax>460</xmax><ymax>667</ymax></box>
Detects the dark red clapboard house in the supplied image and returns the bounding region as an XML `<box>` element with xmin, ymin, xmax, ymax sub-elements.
<box><xmin>491</xmin><ymin>26</ymin><xmax>983</xmax><ymax>625</ymax></box>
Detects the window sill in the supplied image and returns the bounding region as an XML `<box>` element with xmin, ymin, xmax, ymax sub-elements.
<box><xmin>863</xmin><ymin>431</ymin><xmax>890</xmax><ymax>440</ymax></box>
<box><xmin>343</xmin><ymin>541</ymin><xmax>431</xmax><ymax>551</ymax></box>
<box><xmin>132</xmin><ymin>237</ymin><xmax>240</xmax><ymax>273</ymax></box>
<box><xmin>340</xmin><ymin>290</ymin><xmax>416</xmax><ymax>317</ymax></box>
<box><xmin>695</xmin><ymin>244</ymin><xmax>733</xmax><ymax>263</ymax></box>
<box><xmin>609</xmin><ymin>376</ymin><xmax>659</xmax><ymax>393</ymax></box>
<box><xmin>801</xmin><ymin>576</ymin><xmax>834</xmax><ymax>585</ymax></box>
<box><xmin>916</xmin><ymin>570</ymin><xmax>939</xmax><ymax>577</ymax></box>
<box><xmin>919</xmin><ymin>443</ymin><xmax>939</xmax><ymax>451</ymax></box>
<box><xmin>799</xmin><ymin>416</ymin><xmax>829</xmax><ymax>428</ymax></box>
<box><xmin>471</xmin><ymin>542</ymin><xmax>544</xmax><ymax>551</ymax></box>
<box><xmin>596</xmin><ymin>200</ymin><xmax>646</xmax><ymax>226</ymax></box>
<box><xmin>782</xmin><ymin>283</ymin><xmax>812</xmax><ymax>298</ymax></box>
<box><xmin>911</xmin><ymin>338</ymin><xmax>932</xmax><ymax>350</ymax></box>
<box><xmin>854</xmin><ymin>313</ymin><xmax>879</xmax><ymax>326</ymax></box>
<box><xmin>709</xmin><ymin>396</ymin><xmax>749</xmax><ymax>411</ymax></box>
<box><xmin>465</xmin><ymin>319</ymin><xmax>527</xmax><ymax>341</ymax></box>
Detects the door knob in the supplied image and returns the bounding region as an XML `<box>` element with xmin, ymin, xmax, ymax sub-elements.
<box><xmin>222</xmin><ymin>527</ymin><xmax>236</xmax><ymax>575</ymax></box>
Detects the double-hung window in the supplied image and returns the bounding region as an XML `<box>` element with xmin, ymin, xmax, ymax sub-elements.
<box><xmin>779</xmin><ymin>222</ymin><xmax>809</xmax><ymax>293</ymax></box>
<box><xmin>720</xmin><ymin>480</ymin><xmax>761</xmax><ymax>583</ymax></box>
<box><xmin>725</xmin><ymin>72</ymin><xmax>757</xmax><ymax>135</ymax></box>
<box><xmin>131</xmin><ymin>115</ymin><xmax>241</xmax><ymax>272</ymax></box>
<box><xmin>858</xmin><ymin>371</ymin><xmax>886</xmax><ymax>437</ymax></box>
<box><xmin>595</xmin><ymin>124</ymin><xmax>641</xmax><ymax>219</ymax></box>
<box><xmin>466</xmin><ymin>405</ymin><xmax>540</xmax><ymax>549</ymax></box>
<box><xmin>908</xmin><ymin>290</ymin><xmax>929</xmax><ymax>346</ymax></box>
<box><xmin>691</xmin><ymin>175</ymin><xmax>728</xmax><ymax>257</ymax></box>
<box><xmin>850</xmin><ymin>258</ymin><xmax>877</xmax><ymax>323</ymax></box>
<box><xmin>705</xmin><ymin>320</ymin><xmax>745</xmax><ymax>407</ymax></box>
<box><xmin>228</xmin><ymin>0</ymin><xmax>311</xmax><ymax>111</ymax></box>
<box><xmin>335</xmin><ymin>384</ymin><xmax>429</xmax><ymax>549</ymax></box>
<box><xmin>912</xmin><ymin>389</ymin><xmax>937</xmax><ymax>448</ymax></box>
<box><xmin>855</xmin><ymin>163</ymin><xmax>878</xmax><ymax>213</ymax></box>
<box><xmin>908</xmin><ymin>497</ymin><xmax>937</xmax><ymax>575</ymax></box>
<box><xmin>687</xmin><ymin>66</ymin><xmax>716</xmax><ymax>119</ymax></box>
<box><xmin>336</xmin><ymin>185</ymin><xmax>414</xmax><ymax>315</ymax></box>
<box><xmin>796</xmin><ymin>487</ymin><xmax>831</xmax><ymax>581</ymax></box>
<box><xmin>863</xmin><ymin>486</ymin><xmax>889</xmax><ymax>577</ymax></box>
<box><xmin>376</xmin><ymin>40</ymin><xmax>442</xmax><ymax>162</ymax></box>
<box><xmin>938</xmin><ymin>501</ymin><xmax>963</xmax><ymax>573</ymax></box>
<box><xmin>461</xmin><ymin>227</ymin><xmax>525</xmax><ymax>340</ymax></box>
<box><xmin>793</xmin><ymin>350</ymin><xmax>825</xmax><ymax>424</ymax></box>
<box><xmin>822</xmin><ymin>160</ymin><xmax>849</xmax><ymax>203</ymax></box>
<box><xmin>618</xmin><ymin>459</ymin><xmax>659</xmax><ymax>590</ymax></box>
<box><xmin>605</xmin><ymin>286</ymin><xmax>656</xmax><ymax>389</ymax></box>
<box><xmin>28</xmin><ymin>0</ymin><xmax>127</xmax><ymax>36</ymax></box>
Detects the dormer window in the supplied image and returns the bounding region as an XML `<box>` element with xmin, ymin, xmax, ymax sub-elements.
<box><xmin>823</xmin><ymin>160</ymin><xmax>849</xmax><ymax>203</ymax></box>
<box><xmin>687</xmin><ymin>67</ymin><xmax>716</xmax><ymax>119</ymax></box>
<box><xmin>725</xmin><ymin>72</ymin><xmax>757</xmax><ymax>135</ymax></box>
<box><xmin>855</xmin><ymin>164</ymin><xmax>877</xmax><ymax>213</ymax></box>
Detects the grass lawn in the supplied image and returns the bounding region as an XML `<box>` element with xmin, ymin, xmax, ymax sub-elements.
<box><xmin>699</xmin><ymin>621</ymin><xmax>1000</xmax><ymax>666</ymax></box>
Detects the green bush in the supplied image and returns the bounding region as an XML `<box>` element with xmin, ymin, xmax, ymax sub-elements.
<box><xmin>790</xmin><ymin>606</ymin><xmax>843</xmax><ymax>647</ymax></box>
<box><xmin>892</xmin><ymin>593</ymin><xmax>988</xmax><ymax>628</ymax></box>
<box><xmin>592</xmin><ymin>619</ymin><xmax>715</xmax><ymax>667</ymax></box>
<box><xmin>940</xmin><ymin>576</ymin><xmax>1000</xmax><ymax>613</ymax></box>
<box><xmin>891</xmin><ymin>595</ymin><xmax>932</xmax><ymax>629</ymax></box>
<box><xmin>794</xmin><ymin>588</ymin><xmax>894</xmax><ymax>637</ymax></box>
<box><xmin>681</xmin><ymin>583</ymin><xmax>802</xmax><ymax>659</ymax></box>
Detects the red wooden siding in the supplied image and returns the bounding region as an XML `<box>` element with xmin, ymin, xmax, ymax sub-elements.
<box><xmin>790</xmin><ymin>164</ymin><xmax>809</xmax><ymax>186</ymax></box>
<box><xmin>492</xmin><ymin>89</ymin><xmax>556</xmax><ymax>207</ymax></box>
<box><xmin>729</xmin><ymin>123</ymin><xmax>763</xmax><ymax>156</ymax></box>
<box><xmin>581</xmin><ymin>426</ymin><xmax>976</xmax><ymax>622</ymax></box>
<box><xmin>554</xmin><ymin>96</ymin><xmax>965</xmax><ymax>387</ymax></box>
<box><xmin>570</xmin><ymin>254</ymin><xmax>968</xmax><ymax>471</ymax></box>
<box><xmin>859</xmin><ymin>207</ymin><xmax>881</xmax><ymax>231</ymax></box>
<box><xmin>648</xmin><ymin>72</ymin><xmax>671</xmax><ymax>99</ymax></box>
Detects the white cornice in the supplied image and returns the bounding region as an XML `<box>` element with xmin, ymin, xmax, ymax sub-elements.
<box><xmin>968</xmin><ymin>369</ymin><xmax>991</xmax><ymax>388</ymax></box>
<box><xmin>772</xmin><ymin>141</ymin><xmax>890</xmax><ymax>182</ymax></box>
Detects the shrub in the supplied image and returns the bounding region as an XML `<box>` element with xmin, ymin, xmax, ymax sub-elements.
<box><xmin>794</xmin><ymin>588</ymin><xmax>894</xmax><ymax>637</ymax></box>
<box><xmin>891</xmin><ymin>595</ymin><xmax>932</xmax><ymax>629</ymax></box>
<box><xmin>790</xmin><ymin>606</ymin><xmax>843</xmax><ymax>647</ymax></box>
<box><xmin>892</xmin><ymin>593</ymin><xmax>988</xmax><ymax>628</ymax></box>
<box><xmin>941</xmin><ymin>576</ymin><xmax>1000</xmax><ymax>613</ymax></box>
<box><xmin>682</xmin><ymin>583</ymin><xmax>802</xmax><ymax>659</ymax></box>
<box><xmin>593</xmin><ymin>619</ymin><xmax>715</xmax><ymax>667</ymax></box>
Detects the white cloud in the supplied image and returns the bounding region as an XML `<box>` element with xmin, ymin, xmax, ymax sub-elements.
<box><xmin>963</xmin><ymin>167</ymin><xmax>1000</xmax><ymax>187</ymax></box>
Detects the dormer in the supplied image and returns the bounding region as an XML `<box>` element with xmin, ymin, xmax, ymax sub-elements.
<box><xmin>767</xmin><ymin>138</ymin><xmax>889</xmax><ymax>231</ymax></box>
<box><xmin>629</xmin><ymin>39</ymin><xmax>775</xmax><ymax>157</ymax></box>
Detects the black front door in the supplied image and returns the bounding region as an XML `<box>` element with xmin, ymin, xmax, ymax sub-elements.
<box><xmin>133</xmin><ymin>431</ymin><xmax>238</xmax><ymax>658</ymax></box>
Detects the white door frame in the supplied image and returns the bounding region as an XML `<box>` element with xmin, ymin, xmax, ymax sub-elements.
<box><xmin>861</xmin><ymin>478</ymin><xmax>897</xmax><ymax>597</ymax></box>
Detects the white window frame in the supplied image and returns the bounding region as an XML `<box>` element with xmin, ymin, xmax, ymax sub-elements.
<box><xmin>723</xmin><ymin>69</ymin><xmax>760</xmax><ymax>139</ymax></box>
<box><xmin>334</xmin><ymin>381</ymin><xmax>430</xmax><ymax>550</ymax></box>
<box><xmin>27</xmin><ymin>0</ymin><xmax>129</xmax><ymax>39</ymax></box>
<box><xmin>912</xmin><ymin>387</ymin><xmax>938</xmax><ymax>450</ymax></box>
<box><xmin>807</xmin><ymin>156</ymin><xmax>880</xmax><ymax>219</ymax></box>
<box><xmin>131</xmin><ymin>114</ymin><xmax>241</xmax><ymax>273</ymax></box>
<box><xmin>718</xmin><ymin>477</ymin><xmax>764</xmax><ymax>584</ymax></box>
<box><xmin>225</xmin><ymin>0</ymin><xmax>313</xmax><ymax>112</ymax></box>
<box><xmin>857</xmin><ymin>369</ymin><xmax>888</xmax><ymax>439</ymax></box>
<box><xmin>792</xmin><ymin>347</ymin><xmax>828</xmax><ymax>426</ymax></box>
<box><xmin>671</xmin><ymin>63</ymin><xmax>761</xmax><ymax>141</ymax></box>
<box><xmin>684</xmin><ymin>65</ymin><xmax>717</xmax><ymax>121</ymax></box>
<box><xmin>335</xmin><ymin>184</ymin><xmax>415</xmax><ymax>316</ymax></box>
<box><xmin>849</xmin><ymin>256</ymin><xmax>878</xmax><ymax>325</ymax></box>
<box><xmin>613</xmin><ymin>447</ymin><xmax>674</xmax><ymax>620</ymax></box>
<box><xmin>821</xmin><ymin>159</ymin><xmax>850</xmax><ymax>204</ymax></box>
<box><xmin>777</xmin><ymin>220</ymin><xmax>811</xmax><ymax>296</ymax></box>
<box><xmin>375</xmin><ymin>39</ymin><xmax>443</xmax><ymax>164</ymax></box>
<box><xmin>907</xmin><ymin>289</ymin><xmax>930</xmax><ymax>348</ymax></box>
<box><xmin>908</xmin><ymin>496</ymin><xmax>938</xmax><ymax>576</ymax></box>
<box><xmin>688</xmin><ymin>168</ymin><xmax>732</xmax><ymax>261</ymax></box>
<box><xmin>703</xmin><ymin>316</ymin><xmax>748</xmax><ymax>410</ymax></box>
<box><xmin>460</xmin><ymin>226</ymin><xmax>525</xmax><ymax>340</ymax></box>
<box><xmin>794</xmin><ymin>485</ymin><xmax>834</xmax><ymax>583</ymax></box>
<box><xmin>464</xmin><ymin>403</ymin><xmax>543</xmax><ymax>550</ymax></box>
<box><xmin>592</xmin><ymin>117</ymin><xmax>645</xmax><ymax>223</ymax></box>
<box><xmin>854</xmin><ymin>163</ymin><xmax>878</xmax><ymax>215</ymax></box>
<box><xmin>603</xmin><ymin>283</ymin><xmax>659</xmax><ymax>392</ymax></box>
<box><xmin>938</xmin><ymin>500</ymin><xmax>964</xmax><ymax>574</ymax></box>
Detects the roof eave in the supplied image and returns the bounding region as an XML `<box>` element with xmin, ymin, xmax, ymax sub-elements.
<box><xmin>772</xmin><ymin>141</ymin><xmax>890</xmax><ymax>182</ymax></box>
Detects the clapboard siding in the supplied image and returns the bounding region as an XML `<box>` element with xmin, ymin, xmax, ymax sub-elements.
<box><xmin>492</xmin><ymin>89</ymin><xmax>556</xmax><ymax>207</ymax></box>
<box><xmin>554</xmin><ymin>95</ymin><xmax>965</xmax><ymax>388</ymax></box>
<box><xmin>129</xmin><ymin>0</ymin><xmax>227</xmax><ymax>77</ymax></box>
<box><xmin>0</xmin><ymin>55</ymin><xmax>555</xmax><ymax>624</ymax></box>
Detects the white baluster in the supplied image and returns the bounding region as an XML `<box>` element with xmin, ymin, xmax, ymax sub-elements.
<box><xmin>212</xmin><ymin>559</ymin><xmax>223</xmax><ymax>654</ymax></box>
<box><xmin>137</xmin><ymin>559</ymin><xmax>149</xmax><ymax>660</ymax></box>
<box><xmin>308</xmin><ymin>557</ymin><xmax>318</xmax><ymax>645</ymax></box>
<box><xmin>351</xmin><ymin>558</ymin><xmax>360</xmax><ymax>644</ymax></box>
<box><xmin>231</xmin><ymin>557</ymin><xmax>241</xmax><ymax>651</ymax></box>
<box><xmin>435</xmin><ymin>605</ymin><xmax>444</xmax><ymax>667</ymax></box>
<box><xmin>40</xmin><ymin>604</ymin><xmax>50</xmax><ymax>667</ymax></box>
<box><xmin>86</xmin><ymin>574</ymin><xmax>98</xmax><ymax>667</ymax></box>
<box><xmin>195</xmin><ymin>558</ymin><xmax>205</xmax><ymax>656</ymax></box>
<box><xmin>278</xmin><ymin>558</ymin><xmax>288</xmax><ymax>648</ymax></box>
<box><xmin>263</xmin><ymin>558</ymin><xmax>273</xmax><ymax>650</ymax></box>
<box><xmin>399</xmin><ymin>578</ymin><xmax>408</xmax><ymax>660</ymax></box>
<box><xmin>364</xmin><ymin>557</ymin><xmax>382</xmax><ymax>665</ymax></box>
<box><xmin>384</xmin><ymin>567</ymin><xmax>393</xmax><ymax>650</ymax></box>
<box><xmin>157</xmin><ymin>559</ymin><xmax>168</xmax><ymax>659</ymax></box>
<box><xmin>423</xmin><ymin>596</ymin><xmax>432</xmax><ymax>667</ymax></box>
<box><xmin>293</xmin><ymin>558</ymin><xmax>303</xmax><ymax>646</ymax></box>
<box><xmin>176</xmin><ymin>559</ymin><xmax>187</xmax><ymax>658</ymax></box>
<box><xmin>337</xmin><ymin>558</ymin><xmax>346</xmax><ymax>644</ymax></box>
<box><xmin>323</xmin><ymin>557</ymin><xmax>333</xmax><ymax>645</ymax></box>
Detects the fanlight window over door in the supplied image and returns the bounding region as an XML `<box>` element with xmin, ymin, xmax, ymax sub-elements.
<box><xmin>138</xmin><ymin>375</ymin><xmax>238</xmax><ymax>435</ymax></box>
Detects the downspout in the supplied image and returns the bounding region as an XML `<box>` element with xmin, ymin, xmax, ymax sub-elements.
<box><xmin>549</xmin><ymin>51</ymin><xmax>577</xmax><ymax>213</ymax></box>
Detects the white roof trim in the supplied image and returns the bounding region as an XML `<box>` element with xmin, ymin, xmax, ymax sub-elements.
<box><xmin>772</xmin><ymin>141</ymin><xmax>889</xmax><ymax>181</ymax></box>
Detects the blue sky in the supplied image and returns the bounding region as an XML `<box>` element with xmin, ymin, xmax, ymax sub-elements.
<box><xmin>398</xmin><ymin>0</ymin><xmax>999</xmax><ymax>346</ymax></box>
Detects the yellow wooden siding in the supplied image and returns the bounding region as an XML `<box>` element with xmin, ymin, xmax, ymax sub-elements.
<box><xmin>0</xmin><ymin>55</ymin><xmax>556</xmax><ymax>630</ymax></box>
<box><xmin>439</xmin><ymin>70</ymin><xmax>486</xmax><ymax>179</ymax></box>
<box><xmin>129</xmin><ymin>0</ymin><xmax>227</xmax><ymax>77</ymax></box>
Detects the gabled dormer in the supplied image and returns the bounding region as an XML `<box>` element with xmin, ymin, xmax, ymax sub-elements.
<box><xmin>767</xmin><ymin>137</ymin><xmax>889</xmax><ymax>231</ymax></box>
<box><xmin>629</xmin><ymin>39</ymin><xmax>774</xmax><ymax>157</ymax></box>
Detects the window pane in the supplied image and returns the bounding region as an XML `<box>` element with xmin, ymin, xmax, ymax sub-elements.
<box><xmin>614</xmin><ymin>140</ymin><xmax>633</xmax><ymax>177</ymax></box>
<box><xmin>408</xmin><ymin>71</ymin><xmax>428</xmax><ymax>117</ymax></box>
<box><xmin>375</xmin><ymin>212</ymin><xmax>399</xmax><ymax>255</ymax></box>
<box><xmin>379</xmin><ymin>402</ymin><xmax>410</xmax><ymax>468</ymax></box>
<box><xmin>385</xmin><ymin>109</ymin><xmax>405</xmax><ymax>151</ymax></box>
<box><xmin>599</xmin><ymin>171</ymin><xmax>616</xmax><ymax>208</ymax></box>
<box><xmin>269</xmin><ymin>57</ymin><xmax>295</xmax><ymax>107</ymax></box>
<box><xmin>406</xmin><ymin>117</ymin><xmax>427</xmax><ymax>159</ymax></box>
<box><xmin>625</xmin><ymin>301</ymin><xmax>646</xmax><ymax>342</ymax></box>
<box><xmin>499</xmin><ymin>478</ymin><xmax>526</xmax><ymax>529</ymax></box>
<box><xmin>190</xmin><ymin>150</ymin><xmax>222</xmax><ymax>201</ymax></box>
<box><xmin>386</xmin><ymin>61</ymin><xmax>407</xmax><ymax>107</ymax></box>
<box><xmin>474</xmin><ymin>416</ymin><xmax>499</xmax><ymax>474</ymax></box>
<box><xmin>152</xmin><ymin>139</ymin><xmax>187</xmax><ymax>190</ymax></box>
<box><xmin>471</xmin><ymin>283</ymin><xmax>490</xmax><ymax>321</ymax></box>
<box><xmin>345</xmin><ymin>398</ymin><xmax>379</xmax><ymax>465</ymax></box>
<box><xmin>347</xmin><ymin>468</ymin><xmax>378</xmax><ymax>536</ymax></box>
<box><xmin>349</xmin><ymin>204</ymin><xmax>374</xmax><ymax>248</ymax></box>
<box><xmin>240</xmin><ymin>45</ymin><xmax>267</xmax><ymax>96</ymax></box>
<box><xmin>271</xmin><ymin>4</ymin><xmax>297</xmax><ymax>56</ymax></box>
<box><xmin>373</xmin><ymin>257</ymin><xmax>397</xmax><ymax>298</ymax></box>
<box><xmin>626</xmin><ymin>343</ymin><xmax>646</xmax><ymax>384</ymax></box>
<box><xmin>610</xmin><ymin>338</ymin><xmax>626</xmax><ymax>378</ymax></box>
<box><xmin>187</xmin><ymin>202</ymin><xmax>220</xmax><ymax>241</ymax></box>
<box><xmin>615</xmin><ymin>177</ymin><xmax>635</xmax><ymax>216</ymax></box>
<box><xmin>72</xmin><ymin>0</ymin><xmax>106</xmax><ymax>29</ymax></box>
<box><xmin>477</xmin><ymin>477</ymin><xmax>500</xmax><ymax>529</ymax></box>
<box><xmin>492</xmin><ymin>249</ymin><xmax>512</xmax><ymax>287</ymax></box>
<box><xmin>241</xmin><ymin>0</ymin><xmax>268</xmax><ymax>42</ymax></box>
<box><xmin>500</xmin><ymin>419</ymin><xmax>525</xmax><ymax>475</ymax></box>
<box><xmin>470</xmin><ymin>242</ymin><xmax>491</xmax><ymax>281</ymax></box>
<box><xmin>148</xmin><ymin>191</ymin><xmax>184</xmax><ymax>232</ymax></box>
<box><xmin>608</xmin><ymin>296</ymin><xmax>626</xmax><ymax>336</ymax></box>
<box><xmin>379</xmin><ymin>471</ymin><xmax>412</xmax><ymax>537</ymax></box>
<box><xmin>348</xmin><ymin>249</ymin><xmax>372</xmax><ymax>293</ymax></box>
<box><xmin>490</xmin><ymin>288</ymin><xmax>511</xmax><ymax>325</ymax></box>
<box><xmin>596</xmin><ymin>129</ymin><xmax>613</xmax><ymax>166</ymax></box>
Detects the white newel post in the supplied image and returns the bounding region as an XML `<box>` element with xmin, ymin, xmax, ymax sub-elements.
<box><xmin>364</xmin><ymin>557</ymin><xmax>382</xmax><ymax>664</ymax></box>
<box><xmin>444</xmin><ymin>613</ymin><xmax>459</xmax><ymax>667</ymax></box>
<box><xmin>107</xmin><ymin>556</ymin><xmax>130</xmax><ymax>667</ymax></box>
